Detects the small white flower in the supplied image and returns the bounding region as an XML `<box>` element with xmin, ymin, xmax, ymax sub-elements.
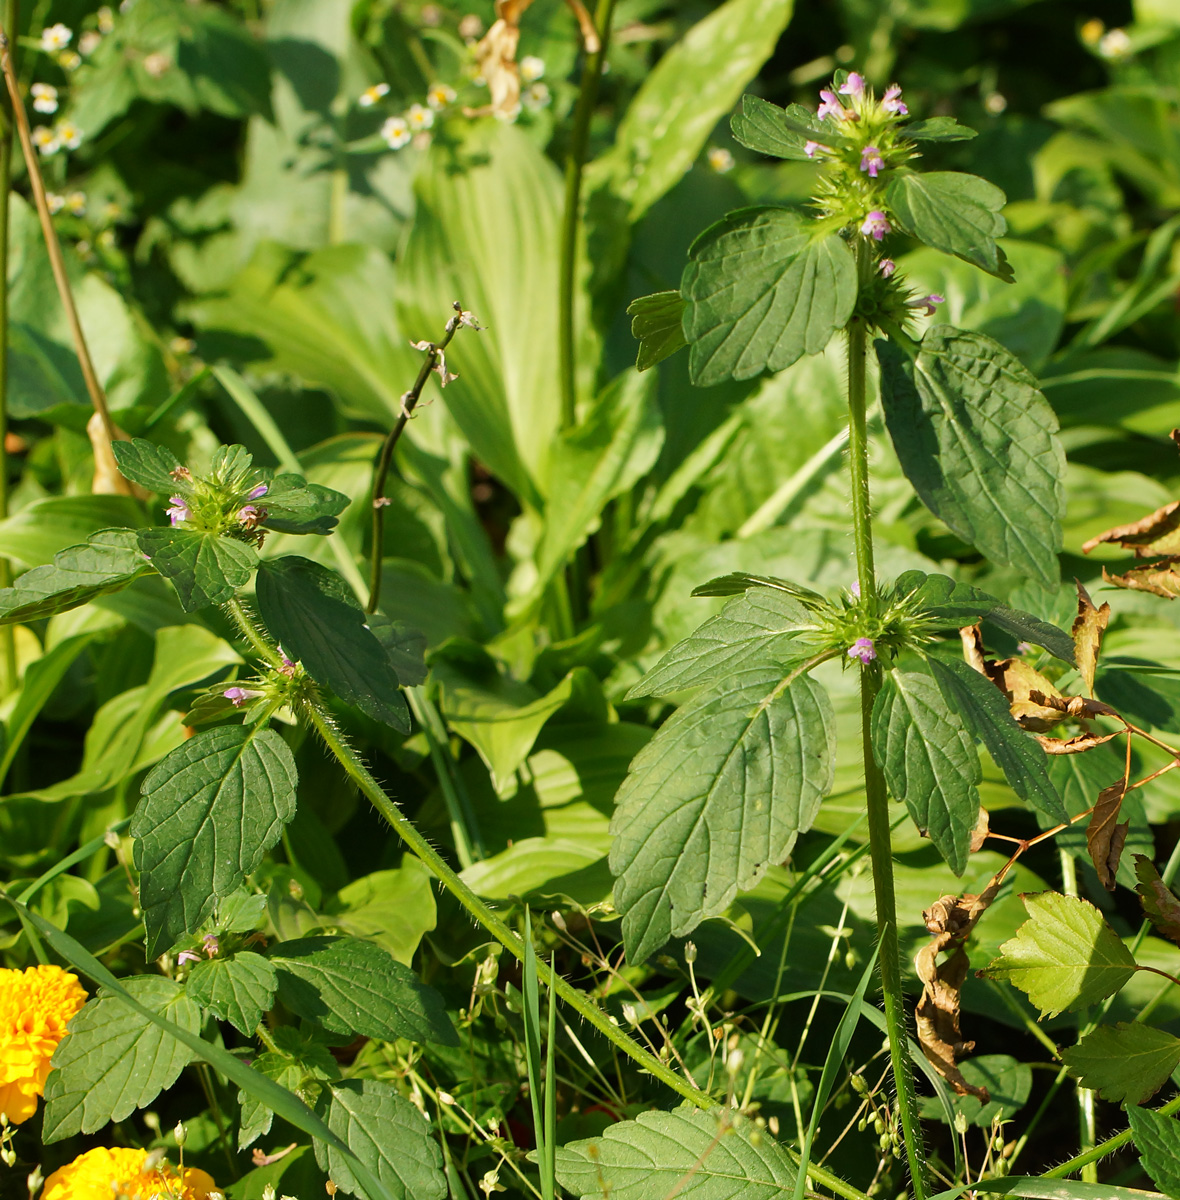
<box><xmin>54</xmin><ymin>120</ymin><xmax>82</xmax><ymax>150</ymax></box>
<box><xmin>427</xmin><ymin>81</ymin><xmax>456</xmax><ymax>110</ymax></box>
<box><xmin>520</xmin><ymin>55</ymin><xmax>545</xmax><ymax>83</ymax></box>
<box><xmin>31</xmin><ymin>125</ymin><xmax>59</xmax><ymax>155</ymax></box>
<box><xmin>522</xmin><ymin>81</ymin><xmax>549</xmax><ymax>111</ymax></box>
<box><xmin>143</xmin><ymin>51</ymin><xmax>171</xmax><ymax>77</ymax></box>
<box><xmin>170</xmin><ymin>335</ymin><xmax>196</xmax><ymax>355</ymax></box>
<box><xmin>46</xmin><ymin>192</ymin><xmax>65</xmax><ymax>214</ymax></box>
<box><xmin>358</xmin><ymin>82</ymin><xmax>390</xmax><ymax>107</ymax></box>
<box><xmin>458</xmin><ymin>14</ymin><xmax>483</xmax><ymax>39</ymax></box>
<box><xmin>1098</xmin><ymin>27</ymin><xmax>1131</xmax><ymax>59</ymax></box>
<box><xmin>79</xmin><ymin>30</ymin><xmax>102</xmax><ymax>56</ymax></box>
<box><xmin>983</xmin><ymin>91</ymin><xmax>1007</xmax><ymax>114</ymax></box>
<box><xmin>407</xmin><ymin>102</ymin><xmax>434</xmax><ymax>131</ymax></box>
<box><xmin>98</xmin><ymin>6</ymin><xmax>115</xmax><ymax>33</ymax></box>
<box><xmin>40</xmin><ymin>23</ymin><xmax>72</xmax><ymax>51</ymax></box>
<box><xmin>707</xmin><ymin>146</ymin><xmax>734</xmax><ymax>173</ymax></box>
<box><xmin>31</xmin><ymin>83</ymin><xmax>59</xmax><ymax>113</ymax></box>
<box><xmin>381</xmin><ymin>115</ymin><xmax>411</xmax><ymax>149</ymax></box>
<box><xmin>65</xmin><ymin>190</ymin><xmax>86</xmax><ymax>215</ymax></box>
<box><xmin>57</xmin><ymin>50</ymin><xmax>82</xmax><ymax>70</ymax></box>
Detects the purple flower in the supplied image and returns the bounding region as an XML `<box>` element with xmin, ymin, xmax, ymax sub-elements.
<box><xmin>860</xmin><ymin>145</ymin><xmax>885</xmax><ymax>177</ymax></box>
<box><xmin>860</xmin><ymin>211</ymin><xmax>891</xmax><ymax>241</ymax></box>
<box><xmin>237</xmin><ymin>505</ymin><xmax>260</xmax><ymax>525</ymax></box>
<box><xmin>247</xmin><ymin>483</ymin><xmax>269</xmax><ymax>500</ymax></box>
<box><xmin>847</xmin><ymin>637</ymin><xmax>877</xmax><ymax>665</ymax></box>
<box><xmin>804</xmin><ymin>140</ymin><xmax>819</xmax><ymax>157</ymax></box>
<box><xmin>908</xmin><ymin>293</ymin><xmax>945</xmax><ymax>316</ymax></box>
<box><xmin>851</xmin><ymin>580</ymin><xmax>861</xmax><ymax>598</ymax></box>
<box><xmin>166</xmin><ymin>495</ymin><xmax>190</xmax><ymax>526</ymax></box>
<box><xmin>279</xmin><ymin>656</ymin><xmax>297</xmax><ymax>677</ymax></box>
<box><xmin>177</xmin><ymin>950</ymin><xmax>201</xmax><ymax>965</ymax></box>
<box><xmin>224</xmin><ymin>686</ymin><xmax>264</xmax><ymax>707</ymax></box>
<box><xmin>817</xmin><ymin>89</ymin><xmax>845</xmax><ymax>120</ymax></box>
<box><xmin>882</xmin><ymin>85</ymin><xmax>908</xmax><ymax>115</ymax></box>
<box><xmin>839</xmin><ymin>72</ymin><xmax>865</xmax><ymax>98</ymax></box>
<box><xmin>202</xmin><ymin>934</ymin><xmax>220</xmax><ymax>958</ymax></box>
<box><xmin>878</xmin><ymin>258</ymin><xmax>896</xmax><ymax>277</ymax></box>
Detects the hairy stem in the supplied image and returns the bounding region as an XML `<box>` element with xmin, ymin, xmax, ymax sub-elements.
<box><xmin>0</xmin><ymin>0</ymin><xmax>16</xmax><ymax>694</ymax></box>
<box><xmin>847</xmin><ymin>255</ymin><xmax>928</xmax><ymax>1199</ymax></box>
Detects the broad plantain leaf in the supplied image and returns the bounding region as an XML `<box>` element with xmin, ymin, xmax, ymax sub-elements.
<box><xmin>0</xmin><ymin>529</ymin><xmax>155</xmax><ymax>624</ymax></box>
<box><xmin>628</xmin><ymin>290</ymin><xmax>688</xmax><ymax>372</ymax></box>
<box><xmin>872</xmin><ymin>669</ymin><xmax>981</xmax><ymax>874</ymax></box>
<box><xmin>137</xmin><ymin>526</ymin><xmax>258</xmax><ymax>611</ymax></box>
<box><xmin>555</xmin><ymin>1107</ymin><xmax>797</xmax><ymax>1199</ymax></box>
<box><xmin>682</xmin><ymin>208</ymin><xmax>857</xmax><ymax>386</ymax></box>
<box><xmin>315</xmin><ymin>1078</ymin><xmax>447</xmax><ymax>1200</ymax></box>
<box><xmin>1063</xmin><ymin>1023</ymin><xmax>1180</xmax><ymax>1106</ymax></box>
<box><xmin>610</xmin><ymin>666</ymin><xmax>835</xmax><ymax>963</ymax></box>
<box><xmin>269</xmin><ymin>936</ymin><xmax>457</xmax><ymax>1046</ymax></box>
<box><xmin>42</xmin><ymin>976</ymin><xmax>200</xmax><ymax>1140</ymax></box>
<box><xmin>258</xmin><ymin>474</ymin><xmax>351</xmax><ymax>536</ymax></box>
<box><xmin>627</xmin><ymin>587</ymin><xmax>813</xmax><ymax>698</ymax></box>
<box><xmin>131</xmin><ymin>725</ymin><xmax>298</xmax><ymax>958</ymax></box>
<box><xmin>884</xmin><ymin>171</ymin><xmax>1011</xmax><ymax>280</ymax></box>
<box><xmin>983</xmin><ymin>892</ymin><xmax>1137</xmax><ymax>1017</ymax></box>
<box><xmin>878</xmin><ymin>328</ymin><xmax>1065</xmax><ymax>591</ymax></box>
<box><xmin>186</xmin><ymin>951</ymin><xmax>277</xmax><ymax>1036</ymax></box>
<box><xmin>1129</xmin><ymin>1105</ymin><xmax>1180</xmax><ymax>1198</ymax></box>
<box><xmin>255</xmin><ymin>555</ymin><xmax>409</xmax><ymax>732</ymax></box>
<box><xmin>111</xmin><ymin>438</ymin><xmax>186</xmax><ymax>494</ymax></box>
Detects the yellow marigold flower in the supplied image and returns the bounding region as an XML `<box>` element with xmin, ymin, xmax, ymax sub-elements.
<box><xmin>0</xmin><ymin>964</ymin><xmax>86</xmax><ymax>1124</ymax></box>
<box><xmin>41</xmin><ymin>1146</ymin><xmax>217</xmax><ymax>1200</ymax></box>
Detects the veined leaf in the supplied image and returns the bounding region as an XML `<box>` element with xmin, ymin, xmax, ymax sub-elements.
<box><xmin>42</xmin><ymin>976</ymin><xmax>200</xmax><ymax>1140</ymax></box>
<box><xmin>255</xmin><ymin>555</ymin><xmax>409</xmax><ymax>732</ymax></box>
<box><xmin>259</xmin><ymin>474</ymin><xmax>351</xmax><ymax>536</ymax></box>
<box><xmin>872</xmin><ymin>669</ymin><xmax>981</xmax><ymax>874</ymax></box>
<box><xmin>366</xmin><ymin>614</ymin><xmax>428</xmax><ymax>688</ymax></box>
<box><xmin>555</xmin><ymin>1107</ymin><xmax>797</xmax><ymax>1199</ymax></box>
<box><xmin>985</xmin><ymin>604</ymin><xmax>1076</xmax><ymax>665</ymax></box>
<box><xmin>130</xmin><ymin>725</ymin><xmax>298</xmax><ymax>958</ymax></box>
<box><xmin>1129</xmin><ymin>1105</ymin><xmax>1180</xmax><ymax>1198</ymax></box>
<box><xmin>610</xmin><ymin>667</ymin><xmax>835</xmax><ymax>963</ymax></box>
<box><xmin>885</xmin><ymin>171</ymin><xmax>1012</xmax><ymax>280</ymax></box>
<box><xmin>627</xmin><ymin>587</ymin><xmax>813</xmax><ymax>698</ymax></box>
<box><xmin>315</xmin><ymin>1079</ymin><xmax>447</xmax><ymax>1200</ymax></box>
<box><xmin>878</xmin><ymin>328</ymin><xmax>1065</xmax><ymax>591</ymax></box>
<box><xmin>983</xmin><ymin>892</ymin><xmax>1137</xmax><ymax>1018</ymax></box>
<box><xmin>903</xmin><ymin>117</ymin><xmax>979</xmax><ymax>142</ymax></box>
<box><xmin>682</xmin><ymin>208</ymin><xmax>857</xmax><ymax>386</ymax></box>
<box><xmin>268</xmin><ymin>936</ymin><xmax>457</xmax><ymax>1046</ymax></box>
<box><xmin>1063</xmin><ymin>1023</ymin><xmax>1180</xmax><ymax>1106</ymax></box>
<box><xmin>628</xmin><ymin>291</ymin><xmax>688</xmax><ymax>372</ymax></box>
<box><xmin>1135</xmin><ymin>855</ymin><xmax>1180</xmax><ymax>945</ymax></box>
<box><xmin>927</xmin><ymin>656</ymin><xmax>1065</xmax><ymax>822</ymax></box>
<box><xmin>111</xmin><ymin>438</ymin><xmax>186</xmax><ymax>494</ymax></box>
<box><xmin>731</xmin><ymin>94</ymin><xmax>850</xmax><ymax>160</ymax></box>
<box><xmin>892</xmin><ymin>570</ymin><xmax>998</xmax><ymax>627</ymax></box>
<box><xmin>137</xmin><ymin>527</ymin><xmax>258</xmax><ymax>611</ymax></box>
<box><xmin>0</xmin><ymin>529</ymin><xmax>155</xmax><ymax>624</ymax></box>
<box><xmin>186</xmin><ymin>951</ymin><xmax>277</xmax><ymax>1036</ymax></box>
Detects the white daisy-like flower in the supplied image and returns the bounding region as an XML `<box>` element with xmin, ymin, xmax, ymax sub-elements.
<box><xmin>46</xmin><ymin>192</ymin><xmax>65</xmax><ymax>214</ymax></box>
<box><xmin>40</xmin><ymin>23</ymin><xmax>72</xmax><ymax>51</ymax></box>
<box><xmin>54</xmin><ymin>120</ymin><xmax>82</xmax><ymax>150</ymax></box>
<box><xmin>31</xmin><ymin>125</ymin><xmax>59</xmax><ymax>155</ymax></box>
<box><xmin>98</xmin><ymin>6</ymin><xmax>115</xmax><ymax>33</ymax></box>
<box><xmin>31</xmin><ymin>83</ymin><xmax>58</xmax><ymax>113</ymax></box>
<box><xmin>57</xmin><ymin>50</ymin><xmax>81</xmax><ymax>70</ymax></box>
<box><xmin>358</xmin><ymin>82</ymin><xmax>390</xmax><ymax>108</ymax></box>
<box><xmin>707</xmin><ymin>146</ymin><xmax>735</xmax><ymax>173</ymax></box>
<box><xmin>381</xmin><ymin>116</ymin><xmax>411</xmax><ymax>149</ymax></box>
<box><xmin>522</xmin><ymin>82</ymin><xmax>550</xmax><ymax>111</ymax></box>
<box><xmin>1098</xmin><ymin>27</ymin><xmax>1132</xmax><ymax>60</ymax></box>
<box><xmin>66</xmin><ymin>191</ymin><xmax>86</xmax><ymax>215</ymax></box>
<box><xmin>426</xmin><ymin>82</ymin><xmax>456</xmax><ymax>110</ymax></box>
<box><xmin>407</xmin><ymin>103</ymin><xmax>434</xmax><ymax>131</ymax></box>
<box><xmin>520</xmin><ymin>55</ymin><xmax>545</xmax><ymax>83</ymax></box>
<box><xmin>79</xmin><ymin>31</ymin><xmax>102</xmax><ymax>56</ymax></box>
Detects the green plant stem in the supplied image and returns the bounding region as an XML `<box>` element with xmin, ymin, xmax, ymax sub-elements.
<box><xmin>1045</xmin><ymin>1093</ymin><xmax>1180</xmax><ymax>1179</ymax></box>
<box><xmin>300</xmin><ymin>695</ymin><xmax>712</xmax><ymax>1111</ymax></box>
<box><xmin>846</xmin><ymin>272</ymin><xmax>928</xmax><ymax>1200</ymax></box>
<box><xmin>0</xmin><ymin>0</ymin><xmax>15</xmax><ymax>695</ymax></box>
<box><xmin>557</xmin><ymin>0</ymin><xmax>617</xmax><ymax>429</ymax></box>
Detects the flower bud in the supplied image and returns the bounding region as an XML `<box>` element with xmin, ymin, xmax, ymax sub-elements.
<box><xmin>174</xmin><ymin>1120</ymin><xmax>188</xmax><ymax>1147</ymax></box>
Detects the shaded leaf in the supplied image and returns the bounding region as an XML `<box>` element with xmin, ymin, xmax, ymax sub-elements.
<box><xmin>186</xmin><ymin>951</ymin><xmax>277</xmax><ymax>1036</ymax></box>
<box><xmin>918</xmin><ymin>1055</ymin><xmax>1031</xmax><ymax>1127</ymax></box>
<box><xmin>893</xmin><ymin>570</ymin><xmax>998</xmax><ymax>627</ymax></box>
<box><xmin>903</xmin><ymin>116</ymin><xmax>979</xmax><ymax>142</ymax></box>
<box><xmin>983</xmin><ymin>892</ymin><xmax>1137</xmax><ymax>1017</ymax></box>
<box><xmin>1135</xmin><ymin>855</ymin><xmax>1180</xmax><ymax>945</ymax></box>
<box><xmin>682</xmin><ymin>209</ymin><xmax>857</xmax><ymax>385</ymax></box>
<box><xmin>130</xmin><ymin>725</ymin><xmax>298</xmax><ymax>958</ymax></box>
<box><xmin>628</xmin><ymin>291</ymin><xmax>687</xmax><ymax>372</ymax></box>
<box><xmin>255</xmin><ymin>555</ymin><xmax>409</xmax><ymax>732</ymax></box>
<box><xmin>1129</xmin><ymin>1105</ymin><xmax>1180</xmax><ymax>1197</ymax></box>
<box><xmin>984</xmin><ymin>604</ymin><xmax>1076</xmax><ymax>665</ymax></box>
<box><xmin>1072</xmin><ymin>582</ymin><xmax>1110</xmax><ymax>696</ymax></box>
<box><xmin>110</xmin><ymin>438</ymin><xmax>186</xmax><ymax>495</ymax></box>
<box><xmin>610</xmin><ymin>667</ymin><xmax>835</xmax><ymax>963</ymax></box>
<box><xmin>259</xmin><ymin>474</ymin><xmax>351</xmax><ymax>536</ymax></box>
<box><xmin>42</xmin><ymin>976</ymin><xmax>200</xmax><ymax>1140</ymax></box>
<box><xmin>137</xmin><ymin>527</ymin><xmax>258</xmax><ymax>612</ymax></box>
<box><xmin>1063</xmin><ymin>1023</ymin><xmax>1180</xmax><ymax>1106</ymax></box>
<box><xmin>366</xmin><ymin>614</ymin><xmax>428</xmax><ymax>688</ymax></box>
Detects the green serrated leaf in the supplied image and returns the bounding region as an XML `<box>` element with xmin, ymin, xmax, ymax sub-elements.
<box><xmin>628</xmin><ymin>291</ymin><xmax>688</xmax><ymax>372</ymax></box>
<box><xmin>111</xmin><ymin>438</ymin><xmax>186</xmax><ymax>495</ymax></box>
<box><xmin>893</xmin><ymin>570</ymin><xmax>998</xmax><ymax>627</ymax></box>
<box><xmin>255</xmin><ymin>556</ymin><xmax>409</xmax><ymax>732</ymax></box>
<box><xmin>555</xmin><ymin>1107</ymin><xmax>797</xmax><ymax>1199</ymax></box>
<box><xmin>928</xmin><ymin>656</ymin><xmax>1065</xmax><ymax>822</ymax></box>
<box><xmin>1130</xmin><ymin>1105</ymin><xmax>1180</xmax><ymax>1198</ymax></box>
<box><xmin>0</xmin><ymin>528</ymin><xmax>155</xmax><ymax>624</ymax></box>
<box><xmin>1063</xmin><ymin>1023</ymin><xmax>1180</xmax><ymax>1106</ymax></box>
<box><xmin>682</xmin><ymin>208</ymin><xmax>857</xmax><ymax>385</ymax></box>
<box><xmin>984</xmin><ymin>892</ymin><xmax>1137</xmax><ymax>1017</ymax></box>
<box><xmin>985</xmin><ymin>604</ymin><xmax>1077</xmax><ymax>665</ymax></box>
<box><xmin>628</xmin><ymin>587</ymin><xmax>812</xmax><ymax>699</ymax></box>
<box><xmin>610</xmin><ymin>667</ymin><xmax>834</xmax><ymax>963</ymax></box>
<box><xmin>885</xmin><ymin>171</ymin><xmax>1011</xmax><ymax>280</ymax></box>
<box><xmin>315</xmin><ymin>1079</ymin><xmax>447</xmax><ymax>1200</ymax></box>
<box><xmin>872</xmin><ymin>669</ymin><xmax>981</xmax><ymax>874</ymax></box>
<box><xmin>903</xmin><ymin>116</ymin><xmax>979</xmax><ymax>142</ymax></box>
<box><xmin>730</xmin><ymin>94</ymin><xmax>848</xmax><ymax>160</ymax></box>
<box><xmin>186</xmin><ymin>951</ymin><xmax>277</xmax><ymax>1036</ymax></box>
<box><xmin>269</xmin><ymin>936</ymin><xmax>457</xmax><ymax>1045</ymax></box>
<box><xmin>137</xmin><ymin>527</ymin><xmax>258</xmax><ymax>611</ymax></box>
<box><xmin>367</xmin><ymin>614</ymin><xmax>429</xmax><ymax>688</ymax></box>
<box><xmin>690</xmin><ymin>571</ymin><xmax>828</xmax><ymax>607</ymax></box>
<box><xmin>41</xmin><ymin>976</ymin><xmax>200</xmax><ymax>1141</ymax></box>
<box><xmin>878</xmin><ymin>327</ymin><xmax>1065</xmax><ymax>591</ymax></box>
<box><xmin>130</xmin><ymin>725</ymin><xmax>298</xmax><ymax>958</ymax></box>
<box><xmin>259</xmin><ymin>474</ymin><xmax>351</xmax><ymax>536</ymax></box>
<box><xmin>237</xmin><ymin>1051</ymin><xmax>304</xmax><ymax>1150</ymax></box>
<box><xmin>1134</xmin><ymin>855</ymin><xmax>1180</xmax><ymax>945</ymax></box>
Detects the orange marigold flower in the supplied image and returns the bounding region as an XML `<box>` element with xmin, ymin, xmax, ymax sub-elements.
<box><xmin>41</xmin><ymin>1146</ymin><xmax>218</xmax><ymax>1200</ymax></box>
<box><xmin>0</xmin><ymin>964</ymin><xmax>86</xmax><ymax>1124</ymax></box>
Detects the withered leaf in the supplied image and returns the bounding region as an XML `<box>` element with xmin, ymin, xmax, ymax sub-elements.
<box><xmin>1034</xmin><ymin>729</ymin><xmax>1123</xmax><ymax>755</ymax></box>
<box><xmin>1134</xmin><ymin>855</ymin><xmax>1180</xmax><ymax>945</ymax></box>
<box><xmin>988</xmin><ymin>659</ymin><xmax>1067</xmax><ymax>732</ymax></box>
<box><xmin>1082</xmin><ymin>500</ymin><xmax>1180</xmax><ymax>558</ymax></box>
<box><xmin>1102</xmin><ymin>559</ymin><xmax>1180</xmax><ymax>600</ymax></box>
<box><xmin>1072</xmin><ymin>581</ymin><xmax>1110</xmax><ymax>697</ymax></box>
<box><xmin>914</xmin><ymin>880</ymin><xmax>1002</xmax><ymax>1101</ymax></box>
<box><xmin>1087</xmin><ymin>780</ymin><xmax>1129</xmax><ymax>892</ymax></box>
<box><xmin>960</xmin><ymin>624</ymin><xmax>988</xmax><ymax>674</ymax></box>
<box><xmin>969</xmin><ymin>808</ymin><xmax>990</xmax><ymax>853</ymax></box>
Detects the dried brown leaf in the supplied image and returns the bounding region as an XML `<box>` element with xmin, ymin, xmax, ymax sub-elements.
<box><xmin>1102</xmin><ymin>559</ymin><xmax>1180</xmax><ymax>600</ymax></box>
<box><xmin>1072</xmin><ymin>580</ymin><xmax>1110</xmax><ymax>697</ymax></box>
<box><xmin>1082</xmin><ymin>500</ymin><xmax>1180</xmax><ymax>557</ymax></box>
<box><xmin>1134</xmin><ymin>854</ymin><xmax>1180</xmax><ymax>945</ymax></box>
<box><xmin>960</xmin><ymin>624</ymin><xmax>988</xmax><ymax>674</ymax></box>
<box><xmin>1034</xmin><ymin>729</ymin><xmax>1123</xmax><ymax>755</ymax></box>
<box><xmin>88</xmin><ymin>412</ymin><xmax>143</xmax><ymax>498</ymax></box>
<box><xmin>988</xmin><ymin>658</ymin><xmax>1067</xmax><ymax>731</ymax></box>
<box><xmin>969</xmin><ymin>808</ymin><xmax>990</xmax><ymax>853</ymax></box>
<box><xmin>1087</xmin><ymin>780</ymin><xmax>1129</xmax><ymax>892</ymax></box>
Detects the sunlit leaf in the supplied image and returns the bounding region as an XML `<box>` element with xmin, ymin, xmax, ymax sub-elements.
<box><xmin>1063</xmin><ymin>1023</ymin><xmax>1180</xmax><ymax>1106</ymax></box>
<box><xmin>186</xmin><ymin>951</ymin><xmax>277</xmax><ymax>1036</ymax></box>
<box><xmin>137</xmin><ymin>527</ymin><xmax>258</xmax><ymax>611</ymax></box>
<box><xmin>111</xmin><ymin>438</ymin><xmax>186</xmax><ymax>495</ymax></box>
